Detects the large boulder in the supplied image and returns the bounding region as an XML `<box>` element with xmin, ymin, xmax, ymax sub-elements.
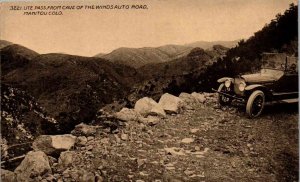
<box><xmin>114</xmin><ymin>108</ymin><xmax>141</xmax><ymax>122</ymax></box>
<box><xmin>191</xmin><ymin>92</ymin><xmax>206</xmax><ymax>103</ymax></box>
<box><xmin>179</xmin><ymin>92</ymin><xmax>198</xmax><ymax>105</ymax></box>
<box><xmin>1</xmin><ymin>169</ymin><xmax>17</xmax><ymax>182</ymax></box>
<box><xmin>15</xmin><ymin>151</ymin><xmax>52</xmax><ymax>181</ymax></box>
<box><xmin>71</xmin><ymin>123</ymin><xmax>98</xmax><ymax>136</ymax></box>
<box><xmin>158</xmin><ymin>93</ymin><xmax>184</xmax><ymax>114</ymax></box>
<box><xmin>32</xmin><ymin>134</ymin><xmax>76</xmax><ymax>155</ymax></box>
<box><xmin>134</xmin><ymin>97</ymin><xmax>166</xmax><ymax>117</ymax></box>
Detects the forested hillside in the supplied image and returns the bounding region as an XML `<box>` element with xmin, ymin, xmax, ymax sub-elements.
<box><xmin>198</xmin><ymin>3</ymin><xmax>298</xmax><ymax>90</ymax></box>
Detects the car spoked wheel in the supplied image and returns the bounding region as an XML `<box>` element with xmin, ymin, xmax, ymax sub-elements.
<box><xmin>246</xmin><ymin>90</ymin><xmax>265</xmax><ymax>118</ymax></box>
<box><xmin>217</xmin><ymin>83</ymin><xmax>232</xmax><ymax>106</ymax></box>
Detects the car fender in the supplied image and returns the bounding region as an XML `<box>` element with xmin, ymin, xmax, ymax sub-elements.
<box><xmin>217</xmin><ymin>77</ymin><xmax>233</xmax><ymax>83</ymax></box>
<box><xmin>245</xmin><ymin>84</ymin><xmax>265</xmax><ymax>91</ymax></box>
<box><xmin>245</xmin><ymin>84</ymin><xmax>273</xmax><ymax>97</ymax></box>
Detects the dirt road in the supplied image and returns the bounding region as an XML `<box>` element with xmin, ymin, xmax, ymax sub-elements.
<box><xmin>54</xmin><ymin>99</ymin><xmax>298</xmax><ymax>182</ymax></box>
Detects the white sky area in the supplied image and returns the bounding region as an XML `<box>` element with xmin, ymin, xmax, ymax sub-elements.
<box><xmin>0</xmin><ymin>0</ymin><xmax>297</xmax><ymax>56</ymax></box>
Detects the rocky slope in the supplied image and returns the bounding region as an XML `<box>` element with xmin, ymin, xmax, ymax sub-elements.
<box><xmin>2</xmin><ymin>93</ymin><xmax>298</xmax><ymax>181</ymax></box>
<box><xmin>1</xmin><ymin>45</ymin><xmax>140</xmax><ymax>133</ymax></box>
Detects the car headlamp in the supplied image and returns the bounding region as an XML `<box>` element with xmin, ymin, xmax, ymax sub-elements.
<box><xmin>239</xmin><ymin>82</ymin><xmax>246</xmax><ymax>91</ymax></box>
<box><xmin>225</xmin><ymin>80</ymin><xmax>231</xmax><ymax>88</ymax></box>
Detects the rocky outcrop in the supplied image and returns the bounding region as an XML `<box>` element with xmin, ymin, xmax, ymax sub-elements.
<box><xmin>134</xmin><ymin>97</ymin><xmax>166</xmax><ymax>117</ymax></box>
<box><xmin>158</xmin><ymin>93</ymin><xmax>184</xmax><ymax>114</ymax></box>
<box><xmin>32</xmin><ymin>134</ymin><xmax>76</xmax><ymax>155</ymax></box>
<box><xmin>14</xmin><ymin>151</ymin><xmax>52</xmax><ymax>181</ymax></box>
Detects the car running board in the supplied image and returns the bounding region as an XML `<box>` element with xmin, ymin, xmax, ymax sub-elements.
<box><xmin>273</xmin><ymin>92</ymin><xmax>298</xmax><ymax>96</ymax></box>
<box><xmin>277</xmin><ymin>98</ymin><xmax>299</xmax><ymax>103</ymax></box>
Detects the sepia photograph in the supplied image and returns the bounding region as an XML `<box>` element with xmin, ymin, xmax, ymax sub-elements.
<box><xmin>0</xmin><ymin>0</ymin><xmax>298</xmax><ymax>181</ymax></box>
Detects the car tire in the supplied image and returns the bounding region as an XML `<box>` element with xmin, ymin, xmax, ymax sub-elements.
<box><xmin>246</xmin><ymin>90</ymin><xmax>265</xmax><ymax>118</ymax></box>
<box><xmin>217</xmin><ymin>83</ymin><xmax>232</xmax><ymax>106</ymax></box>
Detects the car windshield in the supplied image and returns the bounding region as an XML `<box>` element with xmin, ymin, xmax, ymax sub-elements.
<box><xmin>261</xmin><ymin>53</ymin><xmax>298</xmax><ymax>72</ymax></box>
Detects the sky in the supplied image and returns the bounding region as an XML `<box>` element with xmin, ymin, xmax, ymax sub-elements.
<box><xmin>0</xmin><ymin>0</ymin><xmax>297</xmax><ymax>56</ymax></box>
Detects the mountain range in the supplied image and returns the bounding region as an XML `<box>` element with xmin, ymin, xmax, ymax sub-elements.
<box><xmin>95</xmin><ymin>40</ymin><xmax>238</xmax><ymax>68</ymax></box>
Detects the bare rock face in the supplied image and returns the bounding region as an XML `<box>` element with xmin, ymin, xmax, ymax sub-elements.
<box><xmin>114</xmin><ymin>107</ymin><xmax>141</xmax><ymax>122</ymax></box>
<box><xmin>71</xmin><ymin>123</ymin><xmax>98</xmax><ymax>136</ymax></box>
<box><xmin>32</xmin><ymin>134</ymin><xmax>76</xmax><ymax>155</ymax></box>
<box><xmin>1</xmin><ymin>169</ymin><xmax>17</xmax><ymax>182</ymax></box>
<box><xmin>158</xmin><ymin>93</ymin><xmax>184</xmax><ymax>114</ymax></box>
<box><xmin>134</xmin><ymin>97</ymin><xmax>166</xmax><ymax>117</ymax></box>
<box><xmin>14</xmin><ymin>151</ymin><xmax>52</xmax><ymax>181</ymax></box>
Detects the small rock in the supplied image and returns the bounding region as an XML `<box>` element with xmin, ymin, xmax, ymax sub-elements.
<box><xmin>195</xmin><ymin>146</ymin><xmax>200</xmax><ymax>151</ymax></box>
<box><xmin>164</xmin><ymin>147</ymin><xmax>185</xmax><ymax>156</ymax></box>
<box><xmin>190</xmin><ymin>129</ymin><xmax>199</xmax><ymax>133</ymax></box>
<box><xmin>87</xmin><ymin>136</ymin><xmax>94</xmax><ymax>141</ymax></box>
<box><xmin>139</xmin><ymin>116</ymin><xmax>160</xmax><ymax>126</ymax></box>
<box><xmin>85</xmin><ymin>151</ymin><xmax>92</xmax><ymax>155</ymax></box>
<box><xmin>121</xmin><ymin>133</ymin><xmax>129</xmax><ymax>141</ymax></box>
<box><xmin>137</xmin><ymin>159</ymin><xmax>147</xmax><ymax>168</ymax></box>
<box><xmin>80</xmin><ymin>171</ymin><xmax>95</xmax><ymax>182</ymax></box>
<box><xmin>181</xmin><ymin>138</ymin><xmax>194</xmax><ymax>144</ymax></box>
<box><xmin>1</xmin><ymin>169</ymin><xmax>17</xmax><ymax>182</ymax></box>
<box><xmin>58</xmin><ymin>151</ymin><xmax>76</xmax><ymax>168</ymax></box>
<box><xmin>139</xmin><ymin>171</ymin><xmax>149</xmax><ymax>176</ymax></box>
<box><xmin>47</xmin><ymin>156</ymin><xmax>57</xmax><ymax>167</ymax></box>
<box><xmin>184</xmin><ymin>169</ymin><xmax>194</xmax><ymax>176</ymax></box>
<box><xmin>114</xmin><ymin>108</ymin><xmax>141</xmax><ymax>122</ymax></box>
<box><xmin>71</xmin><ymin>123</ymin><xmax>97</xmax><ymax>136</ymax></box>
<box><xmin>86</xmin><ymin>145</ymin><xmax>93</xmax><ymax>151</ymax></box>
<box><xmin>76</xmin><ymin>136</ymin><xmax>88</xmax><ymax>146</ymax></box>
<box><xmin>100</xmin><ymin>138</ymin><xmax>110</xmax><ymax>144</ymax></box>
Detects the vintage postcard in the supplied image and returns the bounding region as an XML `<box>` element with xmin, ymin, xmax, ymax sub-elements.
<box><xmin>0</xmin><ymin>0</ymin><xmax>298</xmax><ymax>181</ymax></box>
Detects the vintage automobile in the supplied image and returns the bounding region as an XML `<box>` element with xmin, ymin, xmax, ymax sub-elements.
<box><xmin>214</xmin><ymin>53</ymin><xmax>298</xmax><ymax>118</ymax></box>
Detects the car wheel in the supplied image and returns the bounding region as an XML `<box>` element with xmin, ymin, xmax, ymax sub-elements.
<box><xmin>246</xmin><ymin>90</ymin><xmax>265</xmax><ymax>118</ymax></box>
<box><xmin>217</xmin><ymin>83</ymin><xmax>232</xmax><ymax>106</ymax></box>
